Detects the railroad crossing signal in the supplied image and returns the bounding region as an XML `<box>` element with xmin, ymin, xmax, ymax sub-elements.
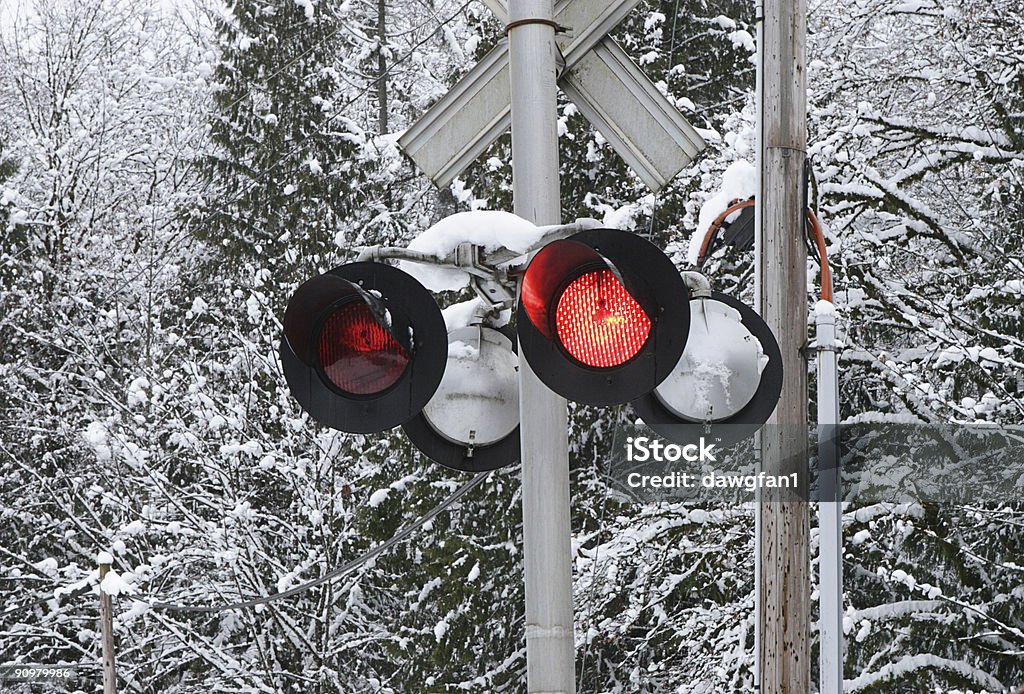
<box><xmin>398</xmin><ymin>0</ymin><xmax>706</xmax><ymax>192</ymax></box>
<box><xmin>517</xmin><ymin>228</ymin><xmax>691</xmax><ymax>405</ymax></box>
<box><xmin>279</xmin><ymin>263</ymin><xmax>447</xmax><ymax>434</ymax></box>
<box><xmin>279</xmin><ymin>224</ymin><xmax>784</xmax><ymax>462</ymax></box>
<box><xmin>402</xmin><ymin>325</ymin><xmax>522</xmax><ymax>472</ymax></box>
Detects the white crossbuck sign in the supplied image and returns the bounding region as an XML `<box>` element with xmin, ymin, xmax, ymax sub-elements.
<box><xmin>398</xmin><ymin>0</ymin><xmax>706</xmax><ymax>192</ymax></box>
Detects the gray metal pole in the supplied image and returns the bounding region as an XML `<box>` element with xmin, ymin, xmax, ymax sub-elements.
<box><xmin>757</xmin><ymin>0</ymin><xmax>811</xmax><ymax>690</ymax></box>
<box><xmin>507</xmin><ymin>1</ymin><xmax>576</xmax><ymax>692</ymax></box>
<box><xmin>816</xmin><ymin>306</ymin><xmax>843</xmax><ymax>692</ymax></box>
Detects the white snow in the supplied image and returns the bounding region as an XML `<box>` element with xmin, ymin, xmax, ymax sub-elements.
<box><xmin>367</xmin><ymin>488</ymin><xmax>390</xmax><ymax>507</ymax></box>
<box><xmin>844</xmin><ymin>654</ymin><xmax>1004</xmax><ymax>692</ymax></box>
<box><xmin>399</xmin><ymin>211</ymin><xmax>543</xmax><ymax>291</ymax></box>
<box><xmin>644</xmin><ymin>12</ymin><xmax>665</xmax><ymax>31</ymax></box>
<box><xmin>219</xmin><ymin>440</ymin><xmax>263</xmax><ymax>457</ymax></box>
<box><xmin>34</xmin><ymin>557</ymin><xmax>59</xmax><ymax>577</ymax></box>
<box><xmin>442</xmin><ymin>299</ymin><xmax>483</xmax><ymax>332</ymax></box>
<box><xmin>433</xmin><ymin>619</ymin><xmax>448</xmax><ymax>640</ymax></box>
<box><xmin>851</xmin><ymin>529</ymin><xmax>871</xmax><ymax>545</ymax></box>
<box><xmin>728</xmin><ymin>29</ymin><xmax>755</xmax><ymax>52</ymax></box>
<box><xmin>83</xmin><ymin>422</ymin><xmax>112</xmax><ymax>462</ymax></box>
<box><xmin>933</xmin><ymin>346</ymin><xmax>963</xmax><ymax>367</ymax></box>
<box><xmin>100</xmin><ymin>569</ymin><xmax>134</xmax><ymax>596</ymax></box>
<box><xmin>121</xmin><ymin>520</ymin><xmax>146</xmax><ymax>536</ymax></box>
<box><xmin>849</xmin><ymin>600</ymin><xmax>943</xmax><ymax>623</ymax></box>
<box><xmin>814</xmin><ymin>300</ymin><xmax>836</xmax><ymax>317</ymax></box>
<box><xmin>294</xmin><ymin>0</ymin><xmax>315</xmax><ymax>21</ymax></box>
<box><xmin>689</xmin><ymin>159</ymin><xmax>757</xmax><ymax>264</ymax></box>
<box><xmin>447</xmin><ymin>340</ymin><xmax>478</xmax><ymax>359</ymax></box>
<box><xmin>127</xmin><ymin>376</ymin><xmax>150</xmax><ymax>406</ymax></box>
<box><xmin>95</xmin><ymin>551</ymin><xmax>113</xmax><ymax>565</ymax></box>
<box><xmin>712</xmin><ymin>15</ymin><xmax>736</xmax><ymax>30</ymax></box>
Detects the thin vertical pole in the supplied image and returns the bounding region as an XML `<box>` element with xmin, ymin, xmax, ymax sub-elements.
<box><xmin>376</xmin><ymin>0</ymin><xmax>388</xmax><ymax>135</ymax></box>
<box><xmin>817</xmin><ymin>307</ymin><xmax>843</xmax><ymax>691</ymax></box>
<box><xmin>98</xmin><ymin>553</ymin><xmax>118</xmax><ymax>694</ymax></box>
<box><xmin>507</xmin><ymin>1</ymin><xmax>576</xmax><ymax>692</ymax></box>
<box><xmin>757</xmin><ymin>0</ymin><xmax>810</xmax><ymax>690</ymax></box>
<box><xmin>752</xmin><ymin>0</ymin><xmax>765</xmax><ymax>685</ymax></box>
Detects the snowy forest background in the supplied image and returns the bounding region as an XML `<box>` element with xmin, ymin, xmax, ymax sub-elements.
<box><xmin>1</xmin><ymin>0</ymin><xmax>1022</xmax><ymax>691</ymax></box>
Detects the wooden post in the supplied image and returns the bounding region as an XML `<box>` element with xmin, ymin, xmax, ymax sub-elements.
<box><xmin>97</xmin><ymin>552</ymin><xmax>118</xmax><ymax>694</ymax></box>
<box><xmin>757</xmin><ymin>0</ymin><xmax>811</xmax><ymax>691</ymax></box>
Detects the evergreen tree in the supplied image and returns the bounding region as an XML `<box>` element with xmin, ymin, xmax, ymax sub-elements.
<box><xmin>194</xmin><ymin>0</ymin><xmax>366</xmax><ymax>273</ymax></box>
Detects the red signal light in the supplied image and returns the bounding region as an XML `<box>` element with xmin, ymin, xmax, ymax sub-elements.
<box><xmin>516</xmin><ymin>229</ymin><xmax>691</xmax><ymax>406</ymax></box>
<box><xmin>318</xmin><ymin>301</ymin><xmax>410</xmax><ymax>395</ymax></box>
<box><xmin>554</xmin><ymin>269</ymin><xmax>651</xmax><ymax>368</ymax></box>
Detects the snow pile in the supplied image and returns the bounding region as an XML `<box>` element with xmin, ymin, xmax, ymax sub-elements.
<box><xmin>688</xmin><ymin>159</ymin><xmax>756</xmax><ymax>264</ymax></box>
<box><xmin>433</xmin><ymin>619</ymin><xmax>448</xmax><ymax>641</ymax></box>
<box><xmin>83</xmin><ymin>421</ymin><xmax>112</xmax><ymax>462</ymax></box>
<box><xmin>814</xmin><ymin>299</ymin><xmax>837</xmax><ymax>318</ymax></box>
<box><xmin>294</xmin><ymin>0</ymin><xmax>315</xmax><ymax>21</ymax></box>
<box><xmin>728</xmin><ymin>30</ymin><xmax>755</xmax><ymax>52</ymax></box>
<box><xmin>367</xmin><ymin>488</ymin><xmax>390</xmax><ymax>507</ymax></box>
<box><xmin>34</xmin><ymin>557</ymin><xmax>59</xmax><ymax>577</ymax></box>
<box><xmin>399</xmin><ymin>211</ymin><xmax>543</xmax><ymax>291</ymax></box>
<box><xmin>447</xmin><ymin>340</ymin><xmax>478</xmax><ymax>359</ymax></box>
<box><xmin>441</xmin><ymin>298</ymin><xmax>512</xmax><ymax>331</ymax></box>
<box><xmin>843</xmin><ymin>654</ymin><xmax>1004</xmax><ymax>692</ymax></box>
<box><xmin>100</xmin><ymin>569</ymin><xmax>134</xmax><ymax>596</ymax></box>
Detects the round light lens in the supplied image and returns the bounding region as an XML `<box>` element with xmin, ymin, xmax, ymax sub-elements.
<box><xmin>554</xmin><ymin>269</ymin><xmax>651</xmax><ymax>368</ymax></box>
<box><xmin>318</xmin><ymin>302</ymin><xmax>410</xmax><ymax>395</ymax></box>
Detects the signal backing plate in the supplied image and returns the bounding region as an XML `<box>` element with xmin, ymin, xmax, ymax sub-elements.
<box><xmin>403</xmin><ymin>325</ymin><xmax>521</xmax><ymax>472</ymax></box>
<box><xmin>631</xmin><ymin>292</ymin><xmax>783</xmax><ymax>447</ymax></box>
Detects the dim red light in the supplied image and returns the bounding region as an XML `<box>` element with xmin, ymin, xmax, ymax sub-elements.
<box><xmin>318</xmin><ymin>302</ymin><xmax>410</xmax><ymax>395</ymax></box>
<box><xmin>554</xmin><ymin>270</ymin><xmax>651</xmax><ymax>368</ymax></box>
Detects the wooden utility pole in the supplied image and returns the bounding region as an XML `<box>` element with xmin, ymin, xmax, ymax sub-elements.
<box><xmin>756</xmin><ymin>0</ymin><xmax>811</xmax><ymax>691</ymax></box>
<box><xmin>98</xmin><ymin>553</ymin><xmax>118</xmax><ymax>694</ymax></box>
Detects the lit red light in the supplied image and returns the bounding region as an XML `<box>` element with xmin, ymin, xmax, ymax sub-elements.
<box><xmin>554</xmin><ymin>270</ymin><xmax>651</xmax><ymax>368</ymax></box>
<box><xmin>318</xmin><ymin>302</ymin><xmax>410</xmax><ymax>395</ymax></box>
